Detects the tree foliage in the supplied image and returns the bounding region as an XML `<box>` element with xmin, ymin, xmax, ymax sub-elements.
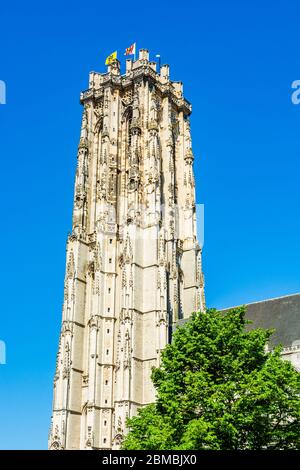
<box><xmin>123</xmin><ymin>307</ymin><xmax>300</xmax><ymax>450</ymax></box>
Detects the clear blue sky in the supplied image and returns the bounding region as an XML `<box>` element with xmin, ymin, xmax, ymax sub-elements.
<box><xmin>0</xmin><ymin>0</ymin><xmax>299</xmax><ymax>450</ymax></box>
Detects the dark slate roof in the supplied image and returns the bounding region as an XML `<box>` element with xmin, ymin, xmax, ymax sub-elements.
<box><xmin>241</xmin><ymin>293</ymin><xmax>300</xmax><ymax>348</ymax></box>
<box><xmin>176</xmin><ymin>293</ymin><xmax>300</xmax><ymax>349</ymax></box>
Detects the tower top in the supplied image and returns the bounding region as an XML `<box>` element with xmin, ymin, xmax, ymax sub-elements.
<box><xmin>80</xmin><ymin>49</ymin><xmax>191</xmax><ymax>115</ymax></box>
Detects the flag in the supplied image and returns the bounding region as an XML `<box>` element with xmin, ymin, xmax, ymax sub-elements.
<box><xmin>124</xmin><ymin>43</ymin><xmax>136</xmax><ymax>56</ymax></box>
<box><xmin>105</xmin><ymin>51</ymin><xmax>117</xmax><ymax>65</ymax></box>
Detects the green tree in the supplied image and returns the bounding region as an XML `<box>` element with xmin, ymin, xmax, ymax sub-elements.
<box><xmin>123</xmin><ymin>307</ymin><xmax>300</xmax><ymax>450</ymax></box>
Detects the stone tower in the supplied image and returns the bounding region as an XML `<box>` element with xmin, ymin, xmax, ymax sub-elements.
<box><xmin>49</xmin><ymin>49</ymin><xmax>205</xmax><ymax>450</ymax></box>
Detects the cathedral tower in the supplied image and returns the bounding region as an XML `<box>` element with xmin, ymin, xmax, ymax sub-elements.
<box><xmin>49</xmin><ymin>49</ymin><xmax>205</xmax><ymax>450</ymax></box>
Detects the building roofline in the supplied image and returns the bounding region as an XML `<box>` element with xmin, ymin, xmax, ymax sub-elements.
<box><xmin>220</xmin><ymin>292</ymin><xmax>300</xmax><ymax>312</ymax></box>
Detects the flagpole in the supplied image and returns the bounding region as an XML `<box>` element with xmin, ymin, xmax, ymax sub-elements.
<box><xmin>125</xmin><ymin>43</ymin><xmax>137</xmax><ymax>62</ymax></box>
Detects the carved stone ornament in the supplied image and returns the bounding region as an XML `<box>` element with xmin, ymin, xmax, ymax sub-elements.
<box><xmin>87</xmin><ymin>260</ymin><xmax>95</xmax><ymax>278</ymax></box>
<box><xmin>49</xmin><ymin>425</ymin><xmax>64</xmax><ymax>450</ymax></box>
<box><xmin>112</xmin><ymin>433</ymin><xmax>123</xmax><ymax>448</ymax></box>
<box><xmin>49</xmin><ymin>438</ymin><xmax>63</xmax><ymax>450</ymax></box>
<box><xmin>66</xmin><ymin>250</ymin><xmax>75</xmax><ymax>279</ymax></box>
<box><xmin>74</xmin><ymin>189</ymin><xmax>86</xmax><ymax>209</ymax></box>
<box><xmin>122</xmin><ymin>89</ymin><xmax>133</xmax><ymax>106</ymax></box>
<box><xmin>127</xmin><ymin>172</ymin><xmax>139</xmax><ymax>192</ymax></box>
<box><xmin>145</xmin><ymin>167</ymin><xmax>159</xmax><ymax>193</ymax></box>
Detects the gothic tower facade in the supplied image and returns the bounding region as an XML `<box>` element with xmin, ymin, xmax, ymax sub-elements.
<box><xmin>49</xmin><ymin>49</ymin><xmax>205</xmax><ymax>450</ymax></box>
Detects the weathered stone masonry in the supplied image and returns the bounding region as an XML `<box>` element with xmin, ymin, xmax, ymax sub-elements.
<box><xmin>49</xmin><ymin>49</ymin><xmax>205</xmax><ymax>450</ymax></box>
